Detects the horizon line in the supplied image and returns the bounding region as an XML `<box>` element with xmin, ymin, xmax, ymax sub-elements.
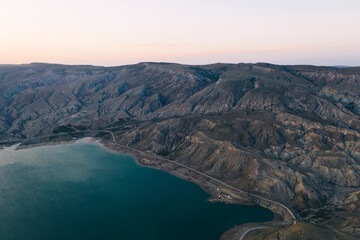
<box><xmin>0</xmin><ymin>61</ymin><xmax>357</xmax><ymax>68</ymax></box>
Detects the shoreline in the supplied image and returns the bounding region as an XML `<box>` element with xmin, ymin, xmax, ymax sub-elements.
<box><xmin>3</xmin><ymin>136</ymin><xmax>290</xmax><ymax>240</ymax></box>
<box><xmin>8</xmin><ymin>137</ymin><xmax>270</xmax><ymax>209</ymax></box>
<box><xmin>96</xmin><ymin>138</ymin><xmax>294</xmax><ymax>240</ymax></box>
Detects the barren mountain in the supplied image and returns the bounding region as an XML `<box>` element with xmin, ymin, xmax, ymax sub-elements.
<box><xmin>1</xmin><ymin>62</ymin><xmax>360</xmax><ymax>238</ymax></box>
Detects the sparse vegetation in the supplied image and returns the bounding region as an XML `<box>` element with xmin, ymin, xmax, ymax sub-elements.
<box><xmin>52</xmin><ymin>125</ymin><xmax>75</xmax><ymax>134</ymax></box>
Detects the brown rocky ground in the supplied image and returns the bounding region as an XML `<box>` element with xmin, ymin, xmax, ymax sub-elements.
<box><xmin>1</xmin><ymin>62</ymin><xmax>360</xmax><ymax>238</ymax></box>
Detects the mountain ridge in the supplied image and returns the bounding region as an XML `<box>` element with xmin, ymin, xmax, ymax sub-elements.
<box><xmin>1</xmin><ymin>62</ymin><xmax>360</xmax><ymax>238</ymax></box>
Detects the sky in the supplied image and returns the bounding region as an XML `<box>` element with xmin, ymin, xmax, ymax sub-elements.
<box><xmin>1</xmin><ymin>0</ymin><xmax>360</xmax><ymax>66</ymax></box>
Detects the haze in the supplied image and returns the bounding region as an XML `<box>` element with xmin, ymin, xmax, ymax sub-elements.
<box><xmin>1</xmin><ymin>0</ymin><xmax>359</xmax><ymax>66</ymax></box>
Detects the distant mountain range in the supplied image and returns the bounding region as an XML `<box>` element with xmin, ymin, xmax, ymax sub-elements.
<box><xmin>1</xmin><ymin>62</ymin><xmax>360</xmax><ymax>238</ymax></box>
<box><xmin>332</xmin><ymin>65</ymin><xmax>353</xmax><ymax>68</ymax></box>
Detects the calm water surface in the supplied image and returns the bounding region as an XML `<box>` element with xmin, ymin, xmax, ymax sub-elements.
<box><xmin>0</xmin><ymin>141</ymin><xmax>272</xmax><ymax>240</ymax></box>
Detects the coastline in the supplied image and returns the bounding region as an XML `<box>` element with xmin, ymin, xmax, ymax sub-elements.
<box><xmin>3</xmin><ymin>136</ymin><xmax>288</xmax><ymax>240</ymax></box>
<box><xmin>96</xmin><ymin>137</ymin><xmax>294</xmax><ymax>240</ymax></box>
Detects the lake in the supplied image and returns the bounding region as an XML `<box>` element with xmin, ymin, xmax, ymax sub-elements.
<box><xmin>0</xmin><ymin>140</ymin><xmax>273</xmax><ymax>240</ymax></box>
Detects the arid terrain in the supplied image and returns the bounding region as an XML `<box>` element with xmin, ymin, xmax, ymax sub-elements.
<box><xmin>1</xmin><ymin>62</ymin><xmax>360</xmax><ymax>239</ymax></box>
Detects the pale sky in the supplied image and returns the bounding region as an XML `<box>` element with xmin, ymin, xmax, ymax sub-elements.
<box><xmin>1</xmin><ymin>0</ymin><xmax>360</xmax><ymax>66</ymax></box>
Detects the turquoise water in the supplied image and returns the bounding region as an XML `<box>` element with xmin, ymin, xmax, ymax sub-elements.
<box><xmin>0</xmin><ymin>141</ymin><xmax>272</xmax><ymax>240</ymax></box>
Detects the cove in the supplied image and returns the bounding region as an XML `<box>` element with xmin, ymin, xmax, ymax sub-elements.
<box><xmin>0</xmin><ymin>141</ymin><xmax>273</xmax><ymax>240</ymax></box>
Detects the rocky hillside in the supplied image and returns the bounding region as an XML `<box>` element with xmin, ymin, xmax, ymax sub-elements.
<box><xmin>245</xmin><ymin>222</ymin><xmax>359</xmax><ymax>240</ymax></box>
<box><xmin>1</xmin><ymin>62</ymin><xmax>360</xmax><ymax>235</ymax></box>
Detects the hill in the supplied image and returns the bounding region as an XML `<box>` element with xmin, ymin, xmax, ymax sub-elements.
<box><xmin>1</xmin><ymin>62</ymin><xmax>360</xmax><ymax>238</ymax></box>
